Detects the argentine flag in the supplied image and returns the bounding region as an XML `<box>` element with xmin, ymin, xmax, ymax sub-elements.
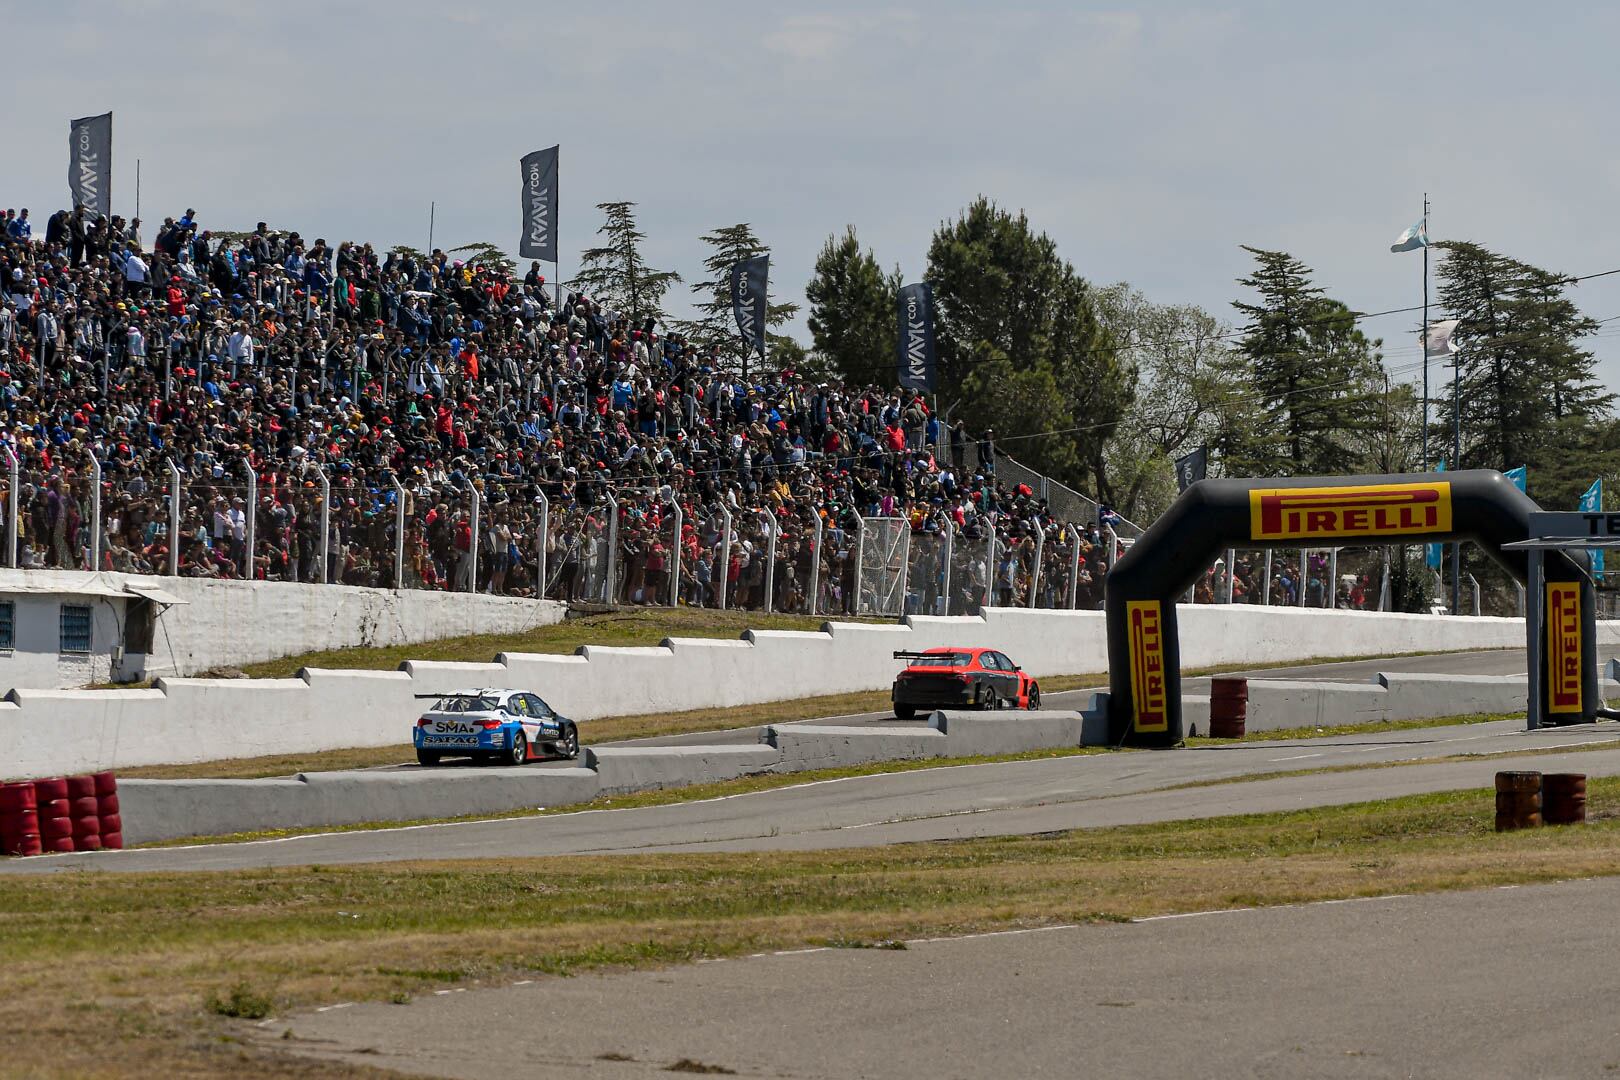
<box><xmin>1391</xmin><ymin>218</ymin><xmax>1429</xmax><ymax>253</ymax></box>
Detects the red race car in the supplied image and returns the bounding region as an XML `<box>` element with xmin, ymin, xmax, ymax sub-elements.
<box><xmin>890</xmin><ymin>647</ymin><xmax>1041</xmax><ymax>720</ymax></box>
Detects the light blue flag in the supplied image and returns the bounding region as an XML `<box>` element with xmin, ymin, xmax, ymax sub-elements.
<box><xmin>1581</xmin><ymin>479</ymin><xmax>1604</xmax><ymax>575</ymax></box>
<box><xmin>1427</xmin><ymin>460</ymin><xmax>1446</xmax><ymax>569</ymax></box>
<box><xmin>1504</xmin><ymin>465</ymin><xmax>1527</xmax><ymax>492</ymax></box>
<box><xmin>1391</xmin><ymin>217</ymin><xmax>1429</xmax><ymax>253</ymax></box>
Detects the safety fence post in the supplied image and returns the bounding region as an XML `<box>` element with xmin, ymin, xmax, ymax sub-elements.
<box><xmin>807</xmin><ymin>512</ymin><xmax>824</xmax><ymax>616</ymax></box>
<box><xmin>87</xmin><ymin>453</ymin><xmax>102</xmax><ymax>572</ymax></box>
<box><xmin>468</xmin><ymin>484</ymin><xmax>481</xmax><ymax>594</ymax></box>
<box><xmin>1469</xmin><ymin>573</ymin><xmax>1481</xmax><ymax>617</ymax></box>
<box><xmin>718</xmin><ymin>506</ymin><xmax>733</xmax><ymax>611</ymax></box>
<box><xmin>666</xmin><ymin>497</ymin><xmax>683</xmax><ymax>608</ymax></box>
<box><xmin>244</xmin><ymin>459</ymin><xmax>258</xmax><ymax>582</ymax></box>
<box><xmin>601</xmin><ymin>488</ymin><xmax>617</xmax><ymax>603</ymax></box>
<box><xmin>1297</xmin><ymin>548</ymin><xmax>1308</xmax><ymax>606</ymax></box>
<box><xmin>943</xmin><ymin>522</ymin><xmax>957</xmax><ymax>614</ymax></box>
<box><xmin>2</xmin><ymin>444</ymin><xmax>17</xmax><ymax>568</ymax></box>
<box><xmin>1327</xmin><ymin>548</ymin><xmax>1339</xmax><ymax>608</ymax></box>
<box><xmin>390</xmin><ymin>475</ymin><xmax>406</xmax><ymax>589</ymax></box>
<box><xmin>167</xmin><ymin>458</ymin><xmax>182</xmax><ymax>577</ymax></box>
<box><xmin>534</xmin><ymin>488</ymin><xmax>550</xmax><ymax>598</ymax></box>
<box><xmin>1261</xmin><ymin>549</ymin><xmax>1273</xmax><ymax>606</ymax></box>
<box><xmin>1027</xmin><ymin>528</ymin><xmax>1045</xmax><ymax>609</ymax></box>
<box><xmin>757</xmin><ymin>510</ymin><xmax>778</xmax><ymax>615</ymax></box>
<box><xmin>1224</xmin><ymin>548</ymin><xmax>1237</xmax><ymax>604</ymax></box>
<box><xmin>1067</xmin><ymin>524</ymin><xmax>1082</xmax><ymax>609</ymax></box>
<box><xmin>317</xmin><ymin>468</ymin><xmax>331</xmax><ymax>584</ymax></box>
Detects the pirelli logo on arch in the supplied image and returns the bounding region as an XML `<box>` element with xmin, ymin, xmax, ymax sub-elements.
<box><xmin>1249</xmin><ymin>482</ymin><xmax>1452</xmax><ymax>541</ymax></box>
<box><xmin>1127</xmin><ymin>600</ymin><xmax>1168</xmax><ymax>733</ymax></box>
<box><xmin>1547</xmin><ymin>581</ymin><xmax>1583</xmax><ymax>715</ymax></box>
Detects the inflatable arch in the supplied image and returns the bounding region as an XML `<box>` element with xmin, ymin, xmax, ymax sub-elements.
<box><xmin>1103</xmin><ymin>470</ymin><xmax>1596</xmax><ymax>748</ymax></box>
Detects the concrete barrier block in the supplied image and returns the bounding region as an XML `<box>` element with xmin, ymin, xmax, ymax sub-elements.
<box><xmin>584</xmin><ymin>745</ymin><xmax>781</xmax><ymax>795</ymax></box>
<box><xmin>1376</xmin><ymin>672</ymin><xmax>1526</xmax><ymax>721</ymax></box>
<box><xmin>1245</xmin><ymin>679</ymin><xmax>1388</xmax><ymax>732</ymax></box>
<box><xmin>400</xmin><ymin>660</ymin><xmax>511</xmax><ymax>689</ymax></box>
<box><xmin>929</xmin><ymin>710</ymin><xmax>1085</xmax><ymax>756</ymax></box>
<box><xmin>764</xmin><ymin>723</ymin><xmax>949</xmax><ymax>771</ymax></box>
<box><xmin>119</xmin><ymin>767</ymin><xmax>603</xmax><ymax>844</ymax></box>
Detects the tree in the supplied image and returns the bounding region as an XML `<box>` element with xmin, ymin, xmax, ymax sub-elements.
<box><xmin>1228</xmin><ymin>247</ymin><xmax>1386</xmax><ymax>477</ymax></box>
<box><xmin>569</xmin><ymin>201</ymin><xmax>681</xmax><ymax>328</ymax></box>
<box><xmin>925</xmin><ymin>198</ymin><xmax>1134</xmax><ymax>494</ymax></box>
<box><xmin>1432</xmin><ymin>242</ymin><xmax>1611</xmax><ymax>507</ymax></box>
<box><xmin>679</xmin><ymin>223</ymin><xmax>799</xmax><ymax>370</ymax></box>
<box><xmin>804</xmin><ymin>226</ymin><xmax>900</xmax><ymax>383</ymax></box>
<box><xmin>447</xmin><ymin>241</ymin><xmax>515</xmax><ymax>276</ymax></box>
<box><xmin>1092</xmin><ymin>285</ymin><xmax>1248</xmax><ymax>520</ymax></box>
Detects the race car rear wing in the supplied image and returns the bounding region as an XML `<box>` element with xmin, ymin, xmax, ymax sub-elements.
<box><xmin>893</xmin><ymin>651</ymin><xmax>935</xmax><ymax>661</ymax></box>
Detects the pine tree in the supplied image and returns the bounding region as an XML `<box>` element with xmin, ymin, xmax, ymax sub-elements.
<box><xmin>569</xmin><ymin>202</ymin><xmax>681</xmax><ymax>328</ymax></box>
<box><xmin>1433</xmin><ymin>242</ymin><xmax>1610</xmax><ymax>505</ymax></box>
<box><xmin>678</xmin><ymin>223</ymin><xmax>799</xmax><ymax>371</ymax></box>
<box><xmin>804</xmin><ymin>226</ymin><xmax>901</xmax><ymax>383</ymax></box>
<box><xmin>1229</xmin><ymin>247</ymin><xmax>1385</xmax><ymax>476</ymax></box>
<box><xmin>447</xmin><ymin>241</ymin><xmax>515</xmax><ymax>276</ymax></box>
<box><xmin>925</xmin><ymin>198</ymin><xmax>1134</xmax><ymax>493</ymax></box>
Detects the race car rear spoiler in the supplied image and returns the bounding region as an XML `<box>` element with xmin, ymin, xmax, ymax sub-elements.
<box><xmin>893</xmin><ymin>651</ymin><xmax>936</xmax><ymax>661</ymax></box>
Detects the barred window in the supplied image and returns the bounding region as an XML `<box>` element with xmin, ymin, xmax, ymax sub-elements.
<box><xmin>60</xmin><ymin>604</ymin><xmax>93</xmax><ymax>654</ymax></box>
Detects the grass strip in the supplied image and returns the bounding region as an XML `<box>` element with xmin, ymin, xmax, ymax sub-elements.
<box><xmin>5</xmin><ymin>781</ymin><xmax>1620</xmax><ymax>1077</ymax></box>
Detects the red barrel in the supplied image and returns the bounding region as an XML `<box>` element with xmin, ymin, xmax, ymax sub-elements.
<box><xmin>71</xmin><ymin>816</ymin><xmax>100</xmax><ymax>840</ymax></box>
<box><xmin>65</xmin><ymin>775</ymin><xmax>96</xmax><ymax>800</ymax></box>
<box><xmin>0</xmin><ymin>782</ymin><xmax>35</xmax><ymax>813</ymax></box>
<box><xmin>70</xmin><ymin>796</ymin><xmax>100</xmax><ymax>818</ymax></box>
<box><xmin>1542</xmin><ymin>774</ymin><xmax>1587</xmax><ymax>826</ymax></box>
<box><xmin>99</xmin><ymin>813</ymin><xmax>122</xmax><ymax>837</ymax></box>
<box><xmin>37</xmin><ymin>815</ymin><xmax>73</xmax><ymax>840</ymax></box>
<box><xmin>91</xmin><ymin>772</ymin><xmax>117</xmax><ymax>797</ymax></box>
<box><xmin>100</xmin><ymin>832</ymin><xmax>123</xmax><ymax>851</ymax></box>
<box><xmin>41</xmin><ymin>835</ymin><xmax>76</xmax><ymax>854</ymax></box>
<box><xmin>1209</xmin><ymin>677</ymin><xmax>1249</xmax><ymax>739</ymax></box>
<box><xmin>96</xmin><ymin>793</ymin><xmax>120</xmax><ymax>817</ymax></box>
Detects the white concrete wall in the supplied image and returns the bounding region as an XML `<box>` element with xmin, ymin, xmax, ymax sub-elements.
<box><xmin>2</xmin><ymin>604</ymin><xmax>1599</xmax><ymax>780</ymax></box>
<box><xmin>0</xmin><ymin>568</ymin><xmax>566</xmax><ymax>689</ymax></box>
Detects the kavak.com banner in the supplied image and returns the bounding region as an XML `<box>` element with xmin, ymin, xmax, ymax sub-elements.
<box><xmin>518</xmin><ymin>145</ymin><xmax>558</xmax><ymax>262</ymax></box>
<box><xmin>68</xmin><ymin>112</ymin><xmax>112</xmax><ymax>219</ymax></box>
<box><xmin>730</xmin><ymin>254</ymin><xmax>769</xmax><ymax>362</ymax></box>
<box><xmin>896</xmin><ymin>281</ymin><xmax>937</xmax><ymax>392</ymax></box>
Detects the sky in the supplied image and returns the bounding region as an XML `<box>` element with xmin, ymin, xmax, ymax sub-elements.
<box><xmin>8</xmin><ymin>0</ymin><xmax>1620</xmax><ymax>389</ymax></box>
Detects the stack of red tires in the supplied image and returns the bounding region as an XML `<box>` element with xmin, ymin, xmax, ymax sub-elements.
<box><xmin>1</xmin><ymin>772</ymin><xmax>121</xmax><ymax>856</ymax></box>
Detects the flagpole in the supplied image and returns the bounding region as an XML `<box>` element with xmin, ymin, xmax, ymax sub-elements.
<box><xmin>1421</xmin><ymin>192</ymin><xmax>1429</xmax><ymax>474</ymax></box>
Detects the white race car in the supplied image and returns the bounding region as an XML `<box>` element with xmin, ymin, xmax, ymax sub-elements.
<box><xmin>412</xmin><ymin>688</ymin><xmax>581</xmax><ymax>767</ymax></box>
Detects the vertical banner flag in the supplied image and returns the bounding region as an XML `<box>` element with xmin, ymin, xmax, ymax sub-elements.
<box><xmin>1173</xmin><ymin>446</ymin><xmax>1209</xmax><ymax>493</ymax></box>
<box><xmin>518</xmin><ymin>146</ymin><xmax>559</xmax><ymax>262</ymax></box>
<box><xmin>730</xmin><ymin>254</ymin><xmax>769</xmax><ymax>363</ymax></box>
<box><xmin>1391</xmin><ymin>217</ymin><xmax>1429</xmax><ymax>253</ymax></box>
<box><xmin>68</xmin><ymin>112</ymin><xmax>112</xmax><ymax>218</ymax></box>
<box><xmin>896</xmin><ymin>282</ymin><xmax>938</xmax><ymax>392</ymax></box>
<box><xmin>1426</xmin><ymin>460</ymin><xmax>1446</xmax><ymax>569</ymax></box>
<box><xmin>1504</xmin><ymin>465</ymin><xmax>1527</xmax><ymax>492</ymax></box>
<box><xmin>1581</xmin><ymin>479</ymin><xmax>1605</xmax><ymax>576</ymax></box>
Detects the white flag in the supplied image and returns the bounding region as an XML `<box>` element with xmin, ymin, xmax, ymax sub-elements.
<box><xmin>1390</xmin><ymin>218</ymin><xmax>1428</xmax><ymax>253</ymax></box>
<box><xmin>1422</xmin><ymin>319</ymin><xmax>1460</xmax><ymax>357</ymax></box>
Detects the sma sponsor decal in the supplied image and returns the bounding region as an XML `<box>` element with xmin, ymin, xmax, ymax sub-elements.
<box><xmin>1127</xmin><ymin>600</ymin><xmax>1167</xmax><ymax>733</ymax></box>
<box><xmin>1249</xmin><ymin>483</ymin><xmax>1452</xmax><ymax>541</ymax></box>
<box><xmin>1547</xmin><ymin>581</ymin><xmax>1583</xmax><ymax>714</ymax></box>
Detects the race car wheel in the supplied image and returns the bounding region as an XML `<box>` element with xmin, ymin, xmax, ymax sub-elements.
<box><xmin>894</xmin><ymin>704</ymin><xmax>916</xmax><ymax>720</ymax></box>
<box><xmin>416</xmin><ymin>748</ymin><xmax>441</xmax><ymax>767</ymax></box>
<box><xmin>504</xmin><ymin>731</ymin><xmax>528</xmax><ymax>767</ymax></box>
<box><xmin>558</xmin><ymin>725</ymin><xmax>580</xmax><ymax>760</ymax></box>
<box><xmin>1027</xmin><ymin>684</ymin><xmax>1041</xmax><ymax>710</ymax></box>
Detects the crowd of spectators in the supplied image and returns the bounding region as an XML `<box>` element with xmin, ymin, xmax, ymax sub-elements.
<box><xmin>1</xmin><ymin>201</ymin><xmax>1139</xmax><ymax>616</ymax></box>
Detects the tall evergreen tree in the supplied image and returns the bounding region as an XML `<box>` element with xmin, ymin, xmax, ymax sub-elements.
<box><xmin>804</xmin><ymin>226</ymin><xmax>900</xmax><ymax>383</ymax></box>
<box><xmin>569</xmin><ymin>201</ymin><xmax>681</xmax><ymax>328</ymax></box>
<box><xmin>1433</xmin><ymin>242</ymin><xmax>1610</xmax><ymax>505</ymax></box>
<box><xmin>678</xmin><ymin>223</ymin><xmax>799</xmax><ymax>369</ymax></box>
<box><xmin>925</xmin><ymin>198</ymin><xmax>1134</xmax><ymax>492</ymax></box>
<box><xmin>1229</xmin><ymin>247</ymin><xmax>1385</xmax><ymax>476</ymax></box>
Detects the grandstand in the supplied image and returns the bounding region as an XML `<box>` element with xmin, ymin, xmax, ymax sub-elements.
<box><xmin>0</xmin><ymin>204</ymin><xmax>1374</xmax><ymax>618</ymax></box>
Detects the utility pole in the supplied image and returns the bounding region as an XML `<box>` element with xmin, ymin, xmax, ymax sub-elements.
<box><xmin>428</xmin><ymin>201</ymin><xmax>435</xmax><ymax>253</ymax></box>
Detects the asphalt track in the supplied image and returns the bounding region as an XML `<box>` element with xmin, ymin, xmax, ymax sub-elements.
<box><xmin>3</xmin><ymin>648</ymin><xmax>1610</xmax><ymax>877</ymax></box>
<box><xmin>262</xmin><ymin>876</ymin><xmax>1620</xmax><ymax>1079</ymax></box>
